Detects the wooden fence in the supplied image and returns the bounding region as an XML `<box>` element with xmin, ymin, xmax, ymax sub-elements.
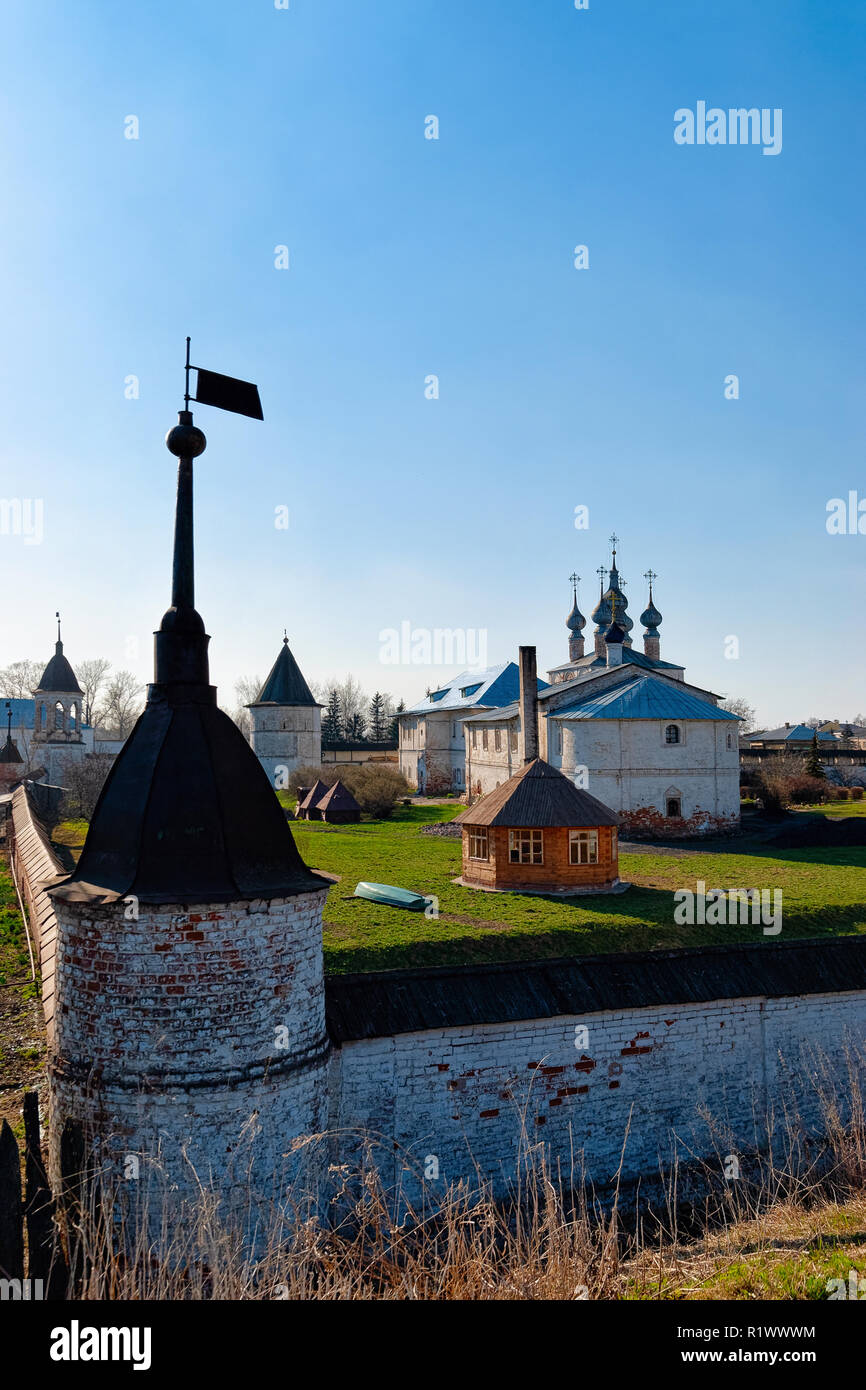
<box><xmin>0</xmin><ymin>1092</ymin><xmax>70</xmax><ymax>1298</ymax></box>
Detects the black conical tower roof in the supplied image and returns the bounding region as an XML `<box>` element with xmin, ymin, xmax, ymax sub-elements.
<box><xmin>36</xmin><ymin>639</ymin><xmax>82</xmax><ymax>694</ymax></box>
<box><xmin>51</xmin><ymin>411</ymin><xmax>328</xmax><ymax>907</ymax></box>
<box><xmin>252</xmin><ymin>637</ymin><xmax>318</xmax><ymax>706</ymax></box>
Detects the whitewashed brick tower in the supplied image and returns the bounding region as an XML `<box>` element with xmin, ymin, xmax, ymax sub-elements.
<box><xmin>31</xmin><ymin>615</ymin><xmax>86</xmax><ymax>783</ymax></box>
<box><xmin>247</xmin><ymin>635</ymin><xmax>322</xmax><ymax>787</ymax></box>
<box><xmin>48</xmin><ymin>404</ymin><xmax>331</xmax><ymax>1231</ymax></box>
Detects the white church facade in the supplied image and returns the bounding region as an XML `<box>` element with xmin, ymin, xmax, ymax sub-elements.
<box><xmin>464</xmin><ymin>548</ymin><xmax>740</xmax><ymax>835</ymax></box>
<box><xmin>398</xmin><ymin>541</ymin><xmax>741</xmax><ymax>836</ymax></box>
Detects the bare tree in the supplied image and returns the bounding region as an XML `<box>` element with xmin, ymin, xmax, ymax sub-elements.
<box><xmin>230</xmin><ymin>675</ymin><xmax>262</xmax><ymax>739</ymax></box>
<box><xmin>719</xmin><ymin>695</ymin><xmax>756</xmax><ymax>731</ymax></box>
<box><xmin>62</xmin><ymin>753</ymin><xmax>115</xmax><ymax>819</ymax></box>
<box><xmin>94</xmin><ymin>670</ymin><xmax>144</xmax><ymax>740</ymax></box>
<box><xmin>0</xmin><ymin>659</ymin><xmax>43</xmax><ymax>698</ymax></box>
<box><xmin>76</xmin><ymin>657</ymin><xmax>112</xmax><ymax>726</ymax></box>
<box><xmin>311</xmin><ymin>674</ymin><xmax>368</xmax><ymax>740</ymax></box>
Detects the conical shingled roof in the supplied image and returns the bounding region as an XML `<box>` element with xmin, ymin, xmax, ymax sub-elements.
<box><xmin>251</xmin><ymin>638</ymin><xmax>318</xmax><ymax>706</ymax></box>
<box><xmin>36</xmin><ymin>640</ymin><xmax>82</xmax><ymax>695</ymax></box>
<box><xmin>317</xmin><ymin>779</ymin><xmax>360</xmax><ymax>812</ymax></box>
<box><xmin>49</xmin><ymin>411</ymin><xmax>329</xmax><ymax>907</ymax></box>
<box><xmin>454</xmin><ymin>758</ymin><xmax>619</xmax><ymax>828</ymax></box>
<box><xmin>0</xmin><ymin>736</ymin><xmax>23</xmax><ymax>764</ymax></box>
<box><xmin>298</xmin><ymin>779</ymin><xmax>329</xmax><ymax>814</ymax></box>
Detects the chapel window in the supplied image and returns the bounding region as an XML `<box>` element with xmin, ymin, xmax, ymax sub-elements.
<box><xmin>509</xmin><ymin>829</ymin><xmax>543</xmax><ymax>865</ymax></box>
<box><xmin>569</xmin><ymin>830</ymin><xmax>598</xmax><ymax>865</ymax></box>
<box><xmin>665</xmin><ymin>724</ymin><xmax>680</xmax><ymax>744</ymax></box>
<box><xmin>468</xmin><ymin>827</ymin><xmax>488</xmax><ymax>861</ymax></box>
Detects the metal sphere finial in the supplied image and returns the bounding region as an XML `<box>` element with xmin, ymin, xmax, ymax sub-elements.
<box><xmin>166</xmin><ymin>410</ymin><xmax>207</xmax><ymax>459</ymax></box>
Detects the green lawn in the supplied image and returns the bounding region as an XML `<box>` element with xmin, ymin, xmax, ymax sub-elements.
<box><xmin>52</xmin><ymin>804</ymin><xmax>866</xmax><ymax>975</ymax></box>
<box><xmin>287</xmin><ymin>805</ymin><xmax>866</xmax><ymax>973</ymax></box>
<box><xmin>0</xmin><ymin>864</ymin><xmax>35</xmax><ymax>995</ymax></box>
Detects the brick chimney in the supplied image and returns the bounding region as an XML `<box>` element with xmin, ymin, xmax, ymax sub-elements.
<box><xmin>519</xmin><ymin>645</ymin><xmax>539</xmax><ymax>764</ymax></box>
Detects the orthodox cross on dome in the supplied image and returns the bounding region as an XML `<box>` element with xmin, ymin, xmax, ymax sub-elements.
<box><xmin>644</xmin><ymin>567</ymin><xmax>658</xmax><ymax>596</ymax></box>
<box><xmin>610</xmin><ymin>590</ymin><xmax>618</xmax><ymax>623</ymax></box>
<box><xmin>569</xmin><ymin>571</ymin><xmax>580</xmax><ymax>598</ymax></box>
<box><xmin>596</xmin><ymin>563</ymin><xmax>606</xmax><ymax>593</ymax></box>
<box><xmin>56</xmin><ymin>611</ymin><xmax>61</xmax><ymax>642</ymax></box>
<box><xmin>609</xmin><ymin>532</ymin><xmax>619</xmax><ymax>565</ymax></box>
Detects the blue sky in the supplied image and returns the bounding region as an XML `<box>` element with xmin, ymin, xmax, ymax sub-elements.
<box><xmin>1</xmin><ymin>0</ymin><xmax>863</xmax><ymax>725</ymax></box>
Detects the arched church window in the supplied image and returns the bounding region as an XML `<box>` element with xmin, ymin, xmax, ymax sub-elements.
<box><xmin>666</xmin><ymin>796</ymin><xmax>682</xmax><ymax>818</ymax></box>
<box><xmin>69</xmin><ymin>703</ymin><xmax>77</xmax><ymax>733</ymax></box>
<box><xmin>665</xmin><ymin>724</ymin><xmax>680</xmax><ymax>745</ymax></box>
<box><xmin>54</xmin><ymin>701</ymin><xmax>64</xmax><ymax>731</ymax></box>
<box><xmin>726</xmin><ymin>732</ymin><xmax>732</xmax><ymax>749</ymax></box>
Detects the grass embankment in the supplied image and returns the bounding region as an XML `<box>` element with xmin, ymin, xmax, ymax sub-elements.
<box><xmin>0</xmin><ymin>859</ymin><xmax>45</xmax><ymax>1135</ymax></box>
<box><xmin>52</xmin><ymin>804</ymin><xmax>866</xmax><ymax>974</ymax></box>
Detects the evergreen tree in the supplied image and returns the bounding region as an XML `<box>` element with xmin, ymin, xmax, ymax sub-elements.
<box><xmin>345</xmin><ymin>711</ymin><xmax>366</xmax><ymax>741</ymax></box>
<box><xmin>805</xmin><ymin>731</ymin><xmax>826</xmax><ymax>779</ymax></box>
<box><xmin>322</xmin><ymin>688</ymin><xmax>342</xmax><ymax>744</ymax></box>
<box><xmin>388</xmin><ymin>699</ymin><xmax>405</xmax><ymax>743</ymax></box>
<box><xmin>368</xmin><ymin>691</ymin><xmax>387</xmax><ymax>742</ymax></box>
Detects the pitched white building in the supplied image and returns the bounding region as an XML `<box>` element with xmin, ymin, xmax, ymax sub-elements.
<box><xmin>398</xmin><ymin>663</ymin><xmax>548</xmax><ymax>794</ymax></box>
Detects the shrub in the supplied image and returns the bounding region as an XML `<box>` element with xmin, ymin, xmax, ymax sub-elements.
<box><xmin>852</xmin><ymin>786</ymin><xmax>864</xmax><ymax>801</ymax></box>
<box><xmin>343</xmin><ymin>765</ymin><xmax>411</xmax><ymax>818</ymax></box>
<box><xmin>286</xmin><ymin>762</ymin><xmax>410</xmax><ymax>818</ymax></box>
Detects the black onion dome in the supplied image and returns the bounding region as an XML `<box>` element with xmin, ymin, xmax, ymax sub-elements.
<box><xmin>566</xmin><ymin>597</ymin><xmax>586</xmax><ymax>634</ymax></box>
<box><xmin>604</xmin><ymin>620</ymin><xmax>626</xmax><ymax>644</ymax></box>
<box><xmin>36</xmin><ymin>640</ymin><xmax>82</xmax><ymax>694</ymax></box>
<box><xmin>591</xmin><ymin>591</ymin><xmax>611</xmax><ymax>630</ymax></box>
<box><xmin>640</xmin><ymin>598</ymin><xmax>663</xmax><ymax>634</ymax></box>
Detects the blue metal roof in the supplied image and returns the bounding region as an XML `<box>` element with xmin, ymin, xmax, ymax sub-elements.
<box><xmin>3</xmin><ymin>698</ymin><xmax>36</xmax><ymax>729</ymax></box>
<box><xmin>548</xmin><ymin>647</ymin><xmax>683</xmax><ymax>676</ymax></box>
<box><xmin>404</xmin><ymin>662</ymin><xmax>548</xmax><ymax>715</ymax></box>
<box><xmin>548</xmin><ymin>675</ymin><xmax>740</xmax><ymax>722</ymax></box>
<box><xmin>748</xmin><ymin>724</ymin><xmax>835</xmax><ymax>743</ymax></box>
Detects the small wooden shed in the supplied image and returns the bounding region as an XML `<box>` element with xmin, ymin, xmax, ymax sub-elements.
<box><xmin>453</xmin><ymin>757</ymin><xmax>621</xmax><ymax>894</ymax></box>
<box><xmin>317</xmin><ymin>779</ymin><xmax>361</xmax><ymax>824</ymax></box>
<box><xmin>297</xmin><ymin>779</ymin><xmax>329</xmax><ymax>821</ymax></box>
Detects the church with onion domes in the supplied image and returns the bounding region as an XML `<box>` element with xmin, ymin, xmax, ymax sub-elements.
<box><xmin>464</xmin><ymin>536</ymin><xmax>741</xmax><ymax>837</ymax></box>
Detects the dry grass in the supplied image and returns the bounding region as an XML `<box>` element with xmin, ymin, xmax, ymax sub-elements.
<box><xmin>47</xmin><ymin>1061</ymin><xmax>865</xmax><ymax>1302</ymax></box>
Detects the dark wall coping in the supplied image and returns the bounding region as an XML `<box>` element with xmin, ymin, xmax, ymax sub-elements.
<box><xmin>324</xmin><ymin>936</ymin><xmax>866</xmax><ymax>1044</ymax></box>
